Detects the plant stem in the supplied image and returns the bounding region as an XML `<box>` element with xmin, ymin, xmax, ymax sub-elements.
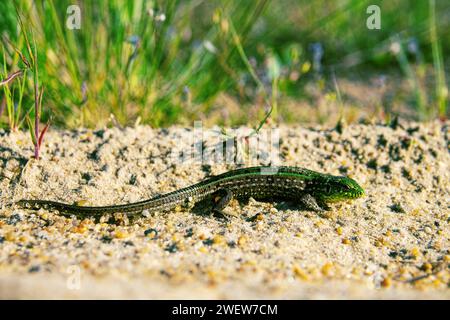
<box><xmin>33</xmin><ymin>34</ymin><xmax>39</xmax><ymax>159</ymax></box>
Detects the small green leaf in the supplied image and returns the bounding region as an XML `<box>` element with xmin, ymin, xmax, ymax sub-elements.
<box><xmin>26</xmin><ymin>116</ymin><xmax>37</xmax><ymax>146</ymax></box>
<box><xmin>38</xmin><ymin>86</ymin><xmax>44</xmax><ymax>113</ymax></box>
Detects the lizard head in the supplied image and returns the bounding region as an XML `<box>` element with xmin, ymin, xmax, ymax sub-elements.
<box><xmin>312</xmin><ymin>175</ymin><xmax>365</xmax><ymax>203</ymax></box>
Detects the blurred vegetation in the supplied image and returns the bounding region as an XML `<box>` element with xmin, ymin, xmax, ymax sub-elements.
<box><xmin>0</xmin><ymin>0</ymin><xmax>448</xmax><ymax>130</ymax></box>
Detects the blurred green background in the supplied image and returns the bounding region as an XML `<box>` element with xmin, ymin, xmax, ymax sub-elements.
<box><xmin>0</xmin><ymin>0</ymin><xmax>448</xmax><ymax>130</ymax></box>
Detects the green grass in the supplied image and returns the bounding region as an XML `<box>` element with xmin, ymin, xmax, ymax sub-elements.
<box><xmin>0</xmin><ymin>6</ymin><xmax>49</xmax><ymax>159</ymax></box>
<box><xmin>0</xmin><ymin>0</ymin><xmax>448</xmax><ymax>130</ymax></box>
<box><xmin>1</xmin><ymin>48</ymin><xmax>27</xmax><ymax>131</ymax></box>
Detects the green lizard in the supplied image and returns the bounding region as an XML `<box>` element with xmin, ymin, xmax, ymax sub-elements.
<box><xmin>17</xmin><ymin>166</ymin><xmax>365</xmax><ymax>217</ymax></box>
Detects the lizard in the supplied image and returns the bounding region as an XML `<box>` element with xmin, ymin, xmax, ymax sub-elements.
<box><xmin>16</xmin><ymin>166</ymin><xmax>365</xmax><ymax>217</ymax></box>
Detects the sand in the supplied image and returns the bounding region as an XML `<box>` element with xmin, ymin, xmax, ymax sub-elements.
<box><xmin>0</xmin><ymin>121</ymin><xmax>448</xmax><ymax>299</ymax></box>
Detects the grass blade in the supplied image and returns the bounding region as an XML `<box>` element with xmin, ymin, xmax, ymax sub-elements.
<box><xmin>0</xmin><ymin>70</ymin><xmax>23</xmax><ymax>87</ymax></box>
<box><xmin>38</xmin><ymin>120</ymin><xmax>50</xmax><ymax>148</ymax></box>
<box><xmin>0</xmin><ymin>97</ymin><xmax>5</xmax><ymax>118</ymax></box>
<box><xmin>25</xmin><ymin>115</ymin><xmax>37</xmax><ymax>146</ymax></box>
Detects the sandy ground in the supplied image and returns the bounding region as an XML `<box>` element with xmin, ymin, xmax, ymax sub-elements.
<box><xmin>0</xmin><ymin>121</ymin><xmax>449</xmax><ymax>299</ymax></box>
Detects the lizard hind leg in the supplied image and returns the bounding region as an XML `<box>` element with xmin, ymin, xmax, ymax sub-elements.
<box><xmin>211</xmin><ymin>189</ymin><xmax>234</xmax><ymax>219</ymax></box>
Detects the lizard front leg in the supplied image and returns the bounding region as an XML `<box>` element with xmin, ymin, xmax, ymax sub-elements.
<box><xmin>299</xmin><ymin>193</ymin><xmax>329</xmax><ymax>212</ymax></box>
<box><xmin>211</xmin><ymin>189</ymin><xmax>234</xmax><ymax>219</ymax></box>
